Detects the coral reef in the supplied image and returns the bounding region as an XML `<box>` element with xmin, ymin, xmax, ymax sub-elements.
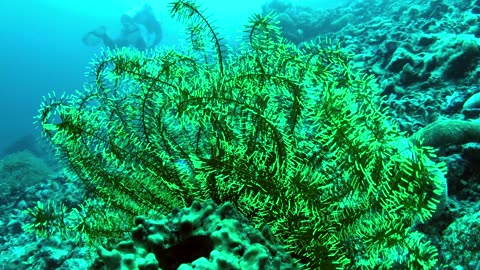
<box><xmin>93</xmin><ymin>200</ymin><xmax>296</xmax><ymax>270</ymax></box>
<box><xmin>25</xmin><ymin>0</ymin><xmax>447</xmax><ymax>269</ymax></box>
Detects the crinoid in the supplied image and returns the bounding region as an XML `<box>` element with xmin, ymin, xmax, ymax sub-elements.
<box><xmin>27</xmin><ymin>0</ymin><xmax>446</xmax><ymax>268</ymax></box>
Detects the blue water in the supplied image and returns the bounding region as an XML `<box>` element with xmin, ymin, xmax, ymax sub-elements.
<box><xmin>0</xmin><ymin>0</ymin><xmax>343</xmax><ymax>155</ymax></box>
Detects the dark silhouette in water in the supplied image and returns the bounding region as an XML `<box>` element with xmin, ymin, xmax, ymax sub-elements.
<box><xmin>82</xmin><ymin>3</ymin><xmax>162</xmax><ymax>50</ymax></box>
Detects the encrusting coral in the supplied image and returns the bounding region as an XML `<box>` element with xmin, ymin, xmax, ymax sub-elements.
<box><xmin>25</xmin><ymin>0</ymin><xmax>447</xmax><ymax>268</ymax></box>
<box><xmin>409</xmin><ymin>119</ymin><xmax>480</xmax><ymax>147</ymax></box>
<box><xmin>92</xmin><ymin>200</ymin><xmax>298</xmax><ymax>269</ymax></box>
